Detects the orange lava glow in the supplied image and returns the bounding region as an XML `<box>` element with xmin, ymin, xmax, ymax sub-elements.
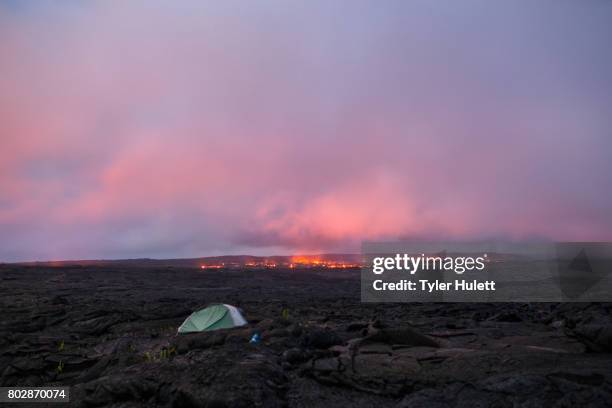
<box><xmin>288</xmin><ymin>255</ymin><xmax>360</xmax><ymax>269</ymax></box>
<box><xmin>290</xmin><ymin>255</ymin><xmax>322</xmax><ymax>265</ymax></box>
<box><xmin>199</xmin><ymin>256</ymin><xmax>361</xmax><ymax>270</ymax></box>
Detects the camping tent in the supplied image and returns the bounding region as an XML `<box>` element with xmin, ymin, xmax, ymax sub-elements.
<box><xmin>178</xmin><ymin>304</ymin><xmax>247</xmax><ymax>333</ymax></box>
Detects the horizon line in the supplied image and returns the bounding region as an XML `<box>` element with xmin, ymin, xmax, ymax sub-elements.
<box><xmin>0</xmin><ymin>252</ymin><xmax>362</xmax><ymax>265</ymax></box>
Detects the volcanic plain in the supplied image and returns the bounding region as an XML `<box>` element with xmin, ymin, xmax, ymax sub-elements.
<box><xmin>1</xmin><ymin>264</ymin><xmax>611</xmax><ymax>407</ymax></box>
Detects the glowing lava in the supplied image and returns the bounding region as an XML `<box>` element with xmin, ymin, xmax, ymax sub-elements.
<box><xmin>200</xmin><ymin>264</ymin><xmax>224</xmax><ymax>269</ymax></box>
<box><xmin>199</xmin><ymin>255</ymin><xmax>361</xmax><ymax>270</ymax></box>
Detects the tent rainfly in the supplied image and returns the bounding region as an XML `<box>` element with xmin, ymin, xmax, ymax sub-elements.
<box><xmin>178</xmin><ymin>304</ymin><xmax>247</xmax><ymax>333</ymax></box>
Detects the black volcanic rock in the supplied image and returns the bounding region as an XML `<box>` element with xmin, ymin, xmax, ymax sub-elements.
<box><xmin>301</xmin><ymin>328</ymin><xmax>343</xmax><ymax>349</ymax></box>
<box><xmin>0</xmin><ymin>265</ymin><xmax>611</xmax><ymax>407</ymax></box>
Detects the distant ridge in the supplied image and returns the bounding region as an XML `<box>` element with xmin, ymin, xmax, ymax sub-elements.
<box><xmin>10</xmin><ymin>254</ymin><xmax>362</xmax><ymax>268</ymax></box>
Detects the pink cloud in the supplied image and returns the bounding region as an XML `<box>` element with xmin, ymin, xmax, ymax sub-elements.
<box><xmin>1</xmin><ymin>2</ymin><xmax>611</xmax><ymax>261</ymax></box>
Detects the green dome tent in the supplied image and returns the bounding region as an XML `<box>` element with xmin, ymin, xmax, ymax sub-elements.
<box><xmin>178</xmin><ymin>304</ymin><xmax>247</xmax><ymax>333</ymax></box>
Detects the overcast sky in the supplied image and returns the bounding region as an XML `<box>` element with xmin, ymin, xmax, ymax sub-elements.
<box><xmin>1</xmin><ymin>1</ymin><xmax>611</xmax><ymax>261</ymax></box>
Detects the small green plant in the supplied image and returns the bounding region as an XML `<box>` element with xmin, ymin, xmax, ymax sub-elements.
<box><xmin>143</xmin><ymin>346</ymin><xmax>177</xmax><ymax>362</ymax></box>
<box><xmin>58</xmin><ymin>340</ymin><xmax>64</xmax><ymax>352</ymax></box>
<box><xmin>56</xmin><ymin>360</ymin><xmax>64</xmax><ymax>374</ymax></box>
<box><xmin>158</xmin><ymin>346</ymin><xmax>177</xmax><ymax>360</ymax></box>
<box><xmin>281</xmin><ymin>308</ymin><xmax>289</xmax><ymax>320</ymax></box>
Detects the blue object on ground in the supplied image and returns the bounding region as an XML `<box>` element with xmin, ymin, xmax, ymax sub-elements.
<box><xmin>249</xmin><ymin>332</ymin><xmax>261</xmax><ymax>344</ymax></box>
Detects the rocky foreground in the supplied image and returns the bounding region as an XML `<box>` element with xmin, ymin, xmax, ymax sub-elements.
<box><xmin>1</xmin><ymin>265</ymin><xmax>611</xmax><ymax>407</ymax></box>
